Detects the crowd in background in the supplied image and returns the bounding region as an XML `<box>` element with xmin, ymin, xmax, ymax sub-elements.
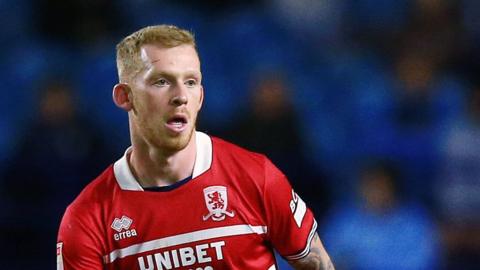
<box><xmin>0</xmin><ymin>0</ymin><xmax>479</xmax><ymax>269</ymax></box>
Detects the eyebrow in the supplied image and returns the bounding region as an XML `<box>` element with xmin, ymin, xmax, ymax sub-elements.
<box><xmin>145</xmin><ymin>70</ymin><xmax>201</xmax><ymax>82</ymax></box>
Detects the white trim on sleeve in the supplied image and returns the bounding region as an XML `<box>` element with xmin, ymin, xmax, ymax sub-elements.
<box><xmin>284</xmin><ymin>219</ymin><xmax>318</xmax><ymax>261</ymax></box>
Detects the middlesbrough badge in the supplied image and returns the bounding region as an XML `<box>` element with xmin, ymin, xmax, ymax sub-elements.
<box><xmin>202</xmin><ymin>186</ymin><xmax>235</xmax><ymax>221</ymax></box>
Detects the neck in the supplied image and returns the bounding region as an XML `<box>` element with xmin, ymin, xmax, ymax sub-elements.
<box><xmin>128</xmin><ymin>133</ymin><xmax>197</xmax><ymax>188</ymax></box>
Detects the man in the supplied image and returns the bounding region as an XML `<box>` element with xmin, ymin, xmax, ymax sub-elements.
<box><xmin>57</xmin><ymin>25</ymin><xmax>334</xmax><ymax>270</ymax></box>
<box><xmin>322</xmin><ymin>161</ymin><xmax>440</xmax><ymax>269</ymax></box>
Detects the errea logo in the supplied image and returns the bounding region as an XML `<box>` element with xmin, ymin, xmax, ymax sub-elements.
<box><xmin>111</xmin><ymin>215</ymin><xmax>137</xmax><ymax>241</ymax></box>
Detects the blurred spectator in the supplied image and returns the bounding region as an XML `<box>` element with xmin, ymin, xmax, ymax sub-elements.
<box><xmin>222</xmin><ymin>72</ymin><xmax>331</xmax><ymax>217</ymax></box>
<box><xmin>382</xmin><ymin>37</ymin><xmax>463</xmax><ymax>205</ymax></box>
<box><xmin>351</xmin><ymin>39</ymin><xmax>465</xmax><ymax>207</ymax></box>
<box><xmin>436</xmin><ymin>84</ymin><xmax>480</xmax><ymax>269</ymax></box>
<box><xmin>400</xmin><ymin>0</ymin><xmax>462</xmax><ymax>65</ymax></box>
<box><xmin>0</xmin><ymin>78</ymin><xmax>114</xmax><ymax>269</ymax></box>
<box><xmin>322</xmin><ymin>160</ymin><xmax>442</xmax><ymax>269</ymax></box>
<box><xmin>392</xmin><ymin>46</ymin><xmax>445</xmax><ymax>131</ymax></box>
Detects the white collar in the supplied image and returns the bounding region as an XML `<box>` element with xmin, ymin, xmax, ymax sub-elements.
<box><xmin>113</xmin><ymin>131</ymin><xmax>212</xmax><ymax>191</ymax></box>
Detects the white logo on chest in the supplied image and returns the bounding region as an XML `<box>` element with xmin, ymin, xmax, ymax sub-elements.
<box><xmin>202</xmin><ymin>186</ymin><xmax>235</xmax><ymax>221</ymax></box>
<box><xmin>111</xmin><ymin>215</ymin><xmax>137</xmax><ymax>241</ymax></box>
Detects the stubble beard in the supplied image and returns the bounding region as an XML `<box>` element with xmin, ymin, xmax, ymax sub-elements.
<box><xmin>137</xmin><ymin>116</ymin><xmax>196</xmax><ymax>154</ymax></box>
<box><xmin>131</xmin><ymin>97</ymin><xmax>198</xmax><ymax>154</ymax></box>
<box><xmin>161</xmin><ymin>124</ymin><xmax>195</xmax><ymax>153</ymax></box>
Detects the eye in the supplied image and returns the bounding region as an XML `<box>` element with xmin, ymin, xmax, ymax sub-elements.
<box><xmin>154</xmin><ymin>78</ymin><xmax>169</xmax><ymax>86</ymax></box>
<box><xmin>185</xmin><ymin>79</ymin><xmax>197</xmax><ymax>87</ymax></box>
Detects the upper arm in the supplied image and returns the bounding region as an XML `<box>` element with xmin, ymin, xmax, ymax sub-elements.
<box><xmin>260</xmin><ymin>158</ymin><xmax>334</xmax><ymax>269</ymax></box>
<box><xmin>261</xmin><ymin>158</ymin><xmax>322</xmax><ymax>260</ymax></box>
<box><xmin>57</xmin><ymin>206</ymin><xmax>104</xmax><ymax>270</ymax></box>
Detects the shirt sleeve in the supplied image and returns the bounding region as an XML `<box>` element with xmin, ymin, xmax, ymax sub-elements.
<box><xmin>57</xmin><ymin>205</ymin><xmax>104</xmax><ymax>270</ymax></box>
<box><xmin>262</xmin><ymin>157</ymin><xmax>317</xmax><ymax>261</ymax></box>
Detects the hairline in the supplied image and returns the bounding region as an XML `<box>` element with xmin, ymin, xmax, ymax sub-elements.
<box><xmin>116</xmin><ymin>25</ymin><xmax>198</xmax><ymax>84</ymax></box>
<box><xmin>128</xmin><ymin>43</ymin><xmax>200</xmax><ymax>83</ymax></box>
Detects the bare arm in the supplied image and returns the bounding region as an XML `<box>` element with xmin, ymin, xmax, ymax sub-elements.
<box><xmin>288</xmin><ymin>233</ymin><xmax>335</xmax><ymax>270</ymax></box>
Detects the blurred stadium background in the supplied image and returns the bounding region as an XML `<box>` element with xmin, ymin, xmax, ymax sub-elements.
<box><xmin>1</xmin><ymin>0</ymin><xmax>479</xmax><ymax>269</ymax></box>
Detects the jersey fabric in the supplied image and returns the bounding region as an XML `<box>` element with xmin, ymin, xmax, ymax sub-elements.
<box><xmin>57</xmin><ymin>132</ymin><xmax>317</xmax><ymax>270</ymax></box>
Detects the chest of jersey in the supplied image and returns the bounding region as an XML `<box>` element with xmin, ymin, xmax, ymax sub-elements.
<box><xmin>102</xmin><ymin>171</ymin><xmax>276</xmax><ymax>270</ymax></box>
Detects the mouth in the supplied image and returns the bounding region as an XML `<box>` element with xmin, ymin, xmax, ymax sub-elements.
<box><xmin>165</xmin><ymin>114</ymin><xmax>188</xmax><ymax>133</ymax></box>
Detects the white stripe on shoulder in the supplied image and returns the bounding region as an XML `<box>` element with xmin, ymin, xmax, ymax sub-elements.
<box><xmin>104</xmin><ymin>224</ymin><xmax>267</xmax><ymax>264</ymax></box>
<box><xmin>284</xmin><ymin>220</ymin><xmax>318</xmax><ymax>261</ymax></box>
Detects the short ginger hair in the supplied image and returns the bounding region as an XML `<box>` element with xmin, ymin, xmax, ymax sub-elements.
<box><xmin>115</xmin><ymin>25</ymin><xmax>197</xmax><ymax>82</ymax></box>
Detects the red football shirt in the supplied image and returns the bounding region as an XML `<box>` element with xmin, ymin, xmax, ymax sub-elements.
<box><xmin>57</xmin><ymin>132</ymin><xmax>317</xmax><ymax>270</ymax></box>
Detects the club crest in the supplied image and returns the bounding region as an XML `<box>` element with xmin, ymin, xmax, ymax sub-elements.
<box><xmin>202</xmin><ymin>186</ymin><xmax>235</xmax><ymax>221</ymax></box>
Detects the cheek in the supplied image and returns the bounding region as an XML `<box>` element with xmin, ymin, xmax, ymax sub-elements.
<box><xmin>137</xmin><ymin>91</ymin><xmax>164</xmax><ymax>109</ymax></box>
<box><xmin>133</xmin><ymin>95</ymin><xmax>160</xmax><ymax>122</ymax></box>
<box><xmin>191</xmin><ymin>97</ymin><xmax>202</xmax><ymax>112</ymax></box>
<box><xmin>194</xmin><ymin>89</ymin><xmax>203</xmax><ymax>110</ymax></box>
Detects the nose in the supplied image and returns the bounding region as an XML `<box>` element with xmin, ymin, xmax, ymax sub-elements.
<box><xmin>169</xmin><ymin>85</ymin><xmax>188</xmax><ymax>106</ymax></box>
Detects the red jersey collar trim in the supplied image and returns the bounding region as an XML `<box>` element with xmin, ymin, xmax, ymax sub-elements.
<box><xmin>113</xmin><ymin>131</ymin><xmax>213</xmax><ymax>191</ymax></box>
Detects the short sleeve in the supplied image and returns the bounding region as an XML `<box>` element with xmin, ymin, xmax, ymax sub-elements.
<box><xmin>57</xmin><ymin>205</ymin><xmax>104</xmax><ymax>270</ymax></box>
<box><xmin>262</xmin><ymin>158</ymin><xmax>317</xmax><ymax>260</ymax></box>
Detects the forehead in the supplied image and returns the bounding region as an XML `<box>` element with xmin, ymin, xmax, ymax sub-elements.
<box><xmin>139</xmin><ymin>44</ymin><xmax>200</xmax><ymax>73</ymax></box>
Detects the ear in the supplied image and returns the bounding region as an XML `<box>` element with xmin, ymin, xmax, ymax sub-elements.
<box><xmin>112</xmin><ymin>83</ymin><xmax>134</xmax><ymax>111</ymax></box>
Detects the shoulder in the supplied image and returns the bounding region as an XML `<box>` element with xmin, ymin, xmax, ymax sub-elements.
<box><xmin>210</xmin><ymin>136</ymin><xmax>284</xmax><ymax>186</ymax></box>
<box><xmin>57</xmin><ymin>167</ymin><xmax>115</xmax><ymax>266</ymax></box>
<box><xmin>66</xmin><ymin>165</ymin><xmax>116</xmax><ymax>216</ymax></box>
<box><xmin>211</xmin><ymin>136</ymin><xmax>268</xmax><ymax>166</ymax></box>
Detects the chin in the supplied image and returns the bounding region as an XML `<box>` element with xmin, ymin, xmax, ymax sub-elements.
<box><xmin>157</xmin><ymin>130</ymin><xmax>194</xmax><ymax>152</ymax></box>
<box><xmin>163</xmin><ymin>138</ymin><xmax>189</xmax><ymax>152</ymax></box>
